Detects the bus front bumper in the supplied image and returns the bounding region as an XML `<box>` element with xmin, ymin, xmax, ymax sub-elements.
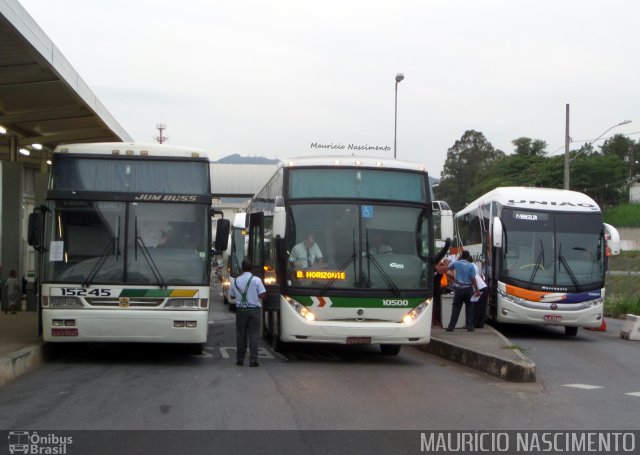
<box><xmin>496</xmin><ymin>295</ymin><xmax>603</xmax><ymax>328</ymax></box>
<box><xmin>279</xmin><ymin>301</ymin><xmax>432</xmax><ymax>345</ymax></box>
<box><xmin>42</xmin><ymin>309</ymin><xmax>209</xmax><ymax>343</ymax></box>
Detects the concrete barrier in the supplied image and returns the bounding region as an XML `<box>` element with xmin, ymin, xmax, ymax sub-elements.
<box><xmin>0</xmin><ymin>344</ymin><xmax>44</xmax><ymax>387</ymax></box>
<box><xmin>620</xmin><ymin>314</ymin><xmax>640</xmax><ymax>340</ymax></box>
<box><xmin>420</xmin><ymin>326</ymin><xmax>537</xmax><ymax>382</ymax></box>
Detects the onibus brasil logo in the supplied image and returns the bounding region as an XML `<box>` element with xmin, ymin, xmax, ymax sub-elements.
<box><xmin>8</xmin><ymin>431</ymin><xmax>73</xmax><ymax>454</ymax></box>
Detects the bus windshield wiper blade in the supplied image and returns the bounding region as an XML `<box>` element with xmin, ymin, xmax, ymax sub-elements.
<box><xmin>135</xmin><ymin>217</ymin><xmax>166</xmax><ymax>289</ymax></box>
<box><xmin>322</xmin><ymin>228</ymin><xmax>357</xmax><ymax>293</ymax></box>
<box><xmin>83</xmin><ymin>237</ymin><xmax>116</xmax><ymax>288</ymax></box>
<box><xmin>528</xmin><ymin>239</ymin><xmax>545</xmax><ymax>285</ymax></box>
<box><xmin>367</xmin><ymin>253</ymin><xmax>400</xmax><ymax>297</ymax></box>
<box><xmin>321</xmin><ymin>253</ymin><xmax>355</xmax><ymax>294</ymax></box>
<box><xmin>558</xmin><ymin>249</ymin><xmax>581</xmax><ymax>292</ymax></box>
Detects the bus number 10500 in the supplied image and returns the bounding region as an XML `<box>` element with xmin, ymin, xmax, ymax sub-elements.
<box><xmin>60</xmin><ymin>288</ymin><xmax>112</xmax><ymax>297</ymax></box>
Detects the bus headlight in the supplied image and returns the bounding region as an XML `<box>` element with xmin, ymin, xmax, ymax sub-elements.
<box><xmin>165</xmin><ymin>298</ymin><xmax>199</xmax><ymax>310</ymax></box>
<box><xmin>498</xmin><ymin>289</ymin><xmax>519</xmax><ymax>304</ymax></box>
<box><xmin>49</xmin><ymin>296</ymin><xmax>84</xmax><ymax>309</ymax></box>
<box><xmin>285</xmin><ymin>296</ymin><xmax>316</xmax><ymax>321</ymax></box>
<box><xmin>584</xmin><ymin>298</ymin><xmax>603</xmax><ymax>308</ymax></box>
<box><xmin>402</xmin><ymin>300</ymin><xmax>430</xmax><ymax>324</ymax></box>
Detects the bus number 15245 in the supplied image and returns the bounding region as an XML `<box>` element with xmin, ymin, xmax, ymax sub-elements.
<box><xmin>60</xmin><ymin>288</ymin><xmax>112</xmax><ymax>297</ymax></box>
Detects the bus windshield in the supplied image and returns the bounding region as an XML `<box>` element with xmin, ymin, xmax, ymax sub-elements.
<box><xmin>501</xmin><ymin>209</ymin><xmax>604</xmax><ymax>289</ymax></box>
<box><xmin>43</xmin><ymin>200</ymin><xmax>210</xmax><ymax>285</ymax></box>
<box><xmin>286</xmin><ymin>203</ymin><xmax>430</xmax><ymax>292</ymax></box>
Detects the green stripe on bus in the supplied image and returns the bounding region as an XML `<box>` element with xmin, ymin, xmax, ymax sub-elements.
<box><xmin>290</xmin><ymin>295</ymin><xmax>426</xmax><ymax>308</ymax></box>
<box><xmin>121</xmin><ymin>289</ymin><xmax>173</xmax><ymax>297</ymax></box>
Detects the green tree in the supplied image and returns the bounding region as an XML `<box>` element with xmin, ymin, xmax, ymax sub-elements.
<box><xmin>435</xmin><ymin>130</ymin><xmax>503</xmax><ymax>211</ymax></box>
<box><xmin>569</xmin><ymin>154</ymin><xmax>627</xmax><ymax>207</ymax></box>
<box><xmin>600</xmin><ymin>134</ymin><xmax>635</xmax><ymax>160</ymax></box>
<box><xmin>512</xmin><ymin>137</ymin><xmax>548</xmax><ymax>156</ymax></box>
<box><xmin>601</xmin><ymin>135</ymin><xmax>640</xmax><ymax>180</ymax></box>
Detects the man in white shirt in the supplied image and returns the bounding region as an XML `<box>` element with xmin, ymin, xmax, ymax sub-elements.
<box><xmin>289</xmin><ymin>233</ymin><xmax>324</xmax><ymax>269</ymax></box>
<box><xmin>472</xmin><ymin>262</ymin><xmax>488</xmax><ymax>328</ymax></box>
<box><xmin>229</xmin><ymin>258</ymin><xmax>266</xmax><ymax>367</ymax></box>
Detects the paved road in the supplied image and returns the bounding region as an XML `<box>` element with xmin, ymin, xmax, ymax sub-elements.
<box><xmin>0</xmin><ymin>287</ymin><xmax>637</xmax><ymax>432</ymax></box>
<box><xmin>495</xmin><ymin>319</ymin><xmax>640</xmax><ymax>429</ymax></box>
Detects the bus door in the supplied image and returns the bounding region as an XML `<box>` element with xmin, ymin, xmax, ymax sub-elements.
<box><xmin>247</xmin><ymin>212</ymin><xmax>265</xmax><ymax>279</ymax></box>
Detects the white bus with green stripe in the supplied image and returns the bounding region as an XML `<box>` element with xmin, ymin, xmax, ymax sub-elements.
<box><xmin>28</xmin><ymin>143</ymin><xmax>229</xmax><ymax>354</ymax></box>
<box><xmin>245</xmin><ymin>156</ymin><xmax>436</xmax><ymax>355</ymax></box>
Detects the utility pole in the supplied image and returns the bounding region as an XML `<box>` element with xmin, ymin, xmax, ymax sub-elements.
<box><xmin>563</xmin><ymin>104</ymin><xmax>570</xmax><ymax>190</ymax></box>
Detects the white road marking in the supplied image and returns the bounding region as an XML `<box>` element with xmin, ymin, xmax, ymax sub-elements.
<box><xmin>218</xmin><ymin>346</ymin><xmax>275</xmax><ymax>359</ymax></box>
<box><xmin>625</xmin><ymin>391</ymin><xmax>640</xmax><ymax>397</ymax></box>
<box><xmin>562</xmin><ymin>384</ymin><xmax>603</xmax><ymax>390</ymax></box>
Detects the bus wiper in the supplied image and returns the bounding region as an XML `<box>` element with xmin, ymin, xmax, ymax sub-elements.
<box><xmin>322</xmin><ymin>228</ymin><xmax>356</xmax><ymax>293</ymax></box>
<box><xmin>558</xmin><ymin>244</ymin><xmax>581</xmax><ymax>292</ymax></box>
<box><xmin>135</xmin><ymin>217</ymin><xmax>166</xmax><ymax>289</ymax></box>
<box><xmin>83</xmin><ymin>237</ymin><xmax>116</xmax><ymax>288</ymax></box>
<box><xmin>528</xmin><ymin>239</ymin><xmax>545</xmax><ymax>285</ymax></box>
<box><xmin>321</xmin><ymin>253</ymin><xmax>356</xmax><ymax>294</ymax></box>
<box><xmin>367</xmin><ymin>253</ymin><xmax>400</xmax><ymax>297</ymax></box>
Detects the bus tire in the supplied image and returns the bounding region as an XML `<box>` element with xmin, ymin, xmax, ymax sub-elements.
<box><xmin>565</xmin><ymin>326</ymin><xmax>578</xmax><ymax>336</ymax></box>
<box><xmin>380</xmin><ymin>344</ymin><xmax>401</xmax><ymax>355</ymax></box>
<box><xmin>262</xmin><ymin>308</ymin><xmax>271</xmax><ymax>340</ymax></box>
<box><xmin>188</xmin><ymin>343</ymin><xmax>204</xmax><ymax>355</ymax></box>
<box><xmin>271</xmin><ymin>312</ymin><xmax>288</xmax><ymax>353</ymax></box>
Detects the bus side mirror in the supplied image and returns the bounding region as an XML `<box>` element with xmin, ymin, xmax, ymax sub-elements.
<box><xmin>214</xmin><ymin>218</ymin><xmax>230</xmax><ymax>252</ymax></box>
<box><xmin>28</xmin><ymin>212</ymin><xmax>42</xmax><ymax>250</ymax></box>
<box><xmin>273</xmin><ymin>208</ymin><xmax>286</xmax><ymax>238</ymax></box>
<box><xmin>492</xmin><ymin>217</ymin><xmax>503</xmax><ymax>248</ymax></box>
<box><xmin>603</xmin><ymin>223</ymin><xmax>620</xmax><ymax>256</ymax></box>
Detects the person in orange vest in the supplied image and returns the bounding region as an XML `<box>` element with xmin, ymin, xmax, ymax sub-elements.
<box><xmin>432</xmin><ymin>238</ymin><xmax>451</xmax><ymax>326</ymax></box>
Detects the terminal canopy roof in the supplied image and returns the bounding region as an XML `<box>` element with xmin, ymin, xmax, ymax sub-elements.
<box><xmin>0</xmin><ymin>0</ymin><xmax>131</xmax><ymax>166</ymax></box>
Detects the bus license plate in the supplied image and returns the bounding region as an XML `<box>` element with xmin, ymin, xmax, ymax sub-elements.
<box><xmin>544</xmin><ymin>314</ymin><xmax>562</xmax><ymax>321</ymax></box>
<box><xmin>52</xmin><ymin>328</ymin><xmax>78</xmax><ymax>337</ymax></box>
<box><xmin>347</xmin><ymin>336</ymin><xmax>371</xmax><ymax>345</ymax></box>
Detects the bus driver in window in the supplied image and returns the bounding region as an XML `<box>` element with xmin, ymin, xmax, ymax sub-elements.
<box><xmin>139</xmin><ymin>220</ymin><xmax>173</xmax><ymax>248</ymax></box>
<box><xmin>289</xmin><ymin>233</ymin><xmax>324</xmax><ymax>269</ymax></box>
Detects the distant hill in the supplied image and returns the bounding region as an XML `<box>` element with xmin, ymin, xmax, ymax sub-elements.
<box><xmin>215</xmin><ymin>154</ymin><xmax>279</xmax><ymax>164</ymax></box>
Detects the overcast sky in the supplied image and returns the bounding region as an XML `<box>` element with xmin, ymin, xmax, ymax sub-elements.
<box><xmin>18</xmin><ymin>0</ymin><xmax>639</xmax><ymax>176</ymax></box>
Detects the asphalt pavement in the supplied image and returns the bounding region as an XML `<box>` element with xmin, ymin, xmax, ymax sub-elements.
<box><xmin>0</xmin><ymin>292</ymin><xmax>538</xmax><ymax>387</ymax></box>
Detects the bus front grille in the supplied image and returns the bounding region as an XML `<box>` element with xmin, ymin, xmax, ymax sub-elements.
<box><xmin>85</xmin><ymin>298</ymin><xmax>165</xmax><ymax>307</ymax></box>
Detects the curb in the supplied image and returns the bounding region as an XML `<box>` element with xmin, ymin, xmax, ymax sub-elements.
<box><xmin>0</xmin><ymin>343</ymin><xmax>45</xmax><ymax>387</ymax></box>
<box><xmin>418</xmin><ymin>328</ymin><xmax>537</xmax><ymax>382</ymax></box>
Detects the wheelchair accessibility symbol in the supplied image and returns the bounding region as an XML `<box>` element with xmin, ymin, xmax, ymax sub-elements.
<box><xmin>361</xmin><ymin>205</ymin><xmax>374</xmax><ymax>218</ymax></box>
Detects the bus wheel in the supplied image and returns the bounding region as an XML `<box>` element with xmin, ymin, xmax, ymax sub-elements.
<box><xmin>262</xmin><ymin>309</ymin><xmax>271</xmax><ymax>341</ymax></box>
<box><xmin>188</xmin><ymin>343</ymin><xmax>204</xmax><ymax>355</ymax></box>
<box><xmin>565</xmin><ymin>326</ymin><xmax>578</xmax><ymax>336</ymax></box>
<box><xmin>271</xmin><ymin>313</ymin><xmax>287</xmax><ymax>353</ymax></box>
<box><xmin>380</xmin><ymin>344</ymin><xmax>401</xmax><ymax>355</ymax></box>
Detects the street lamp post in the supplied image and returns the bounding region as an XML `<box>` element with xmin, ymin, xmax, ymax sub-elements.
<box><xmin>563</xmin><ymin>116</ymin><xmax>632</xmax><ymax>190</ymax></box>
<box><xmin>394</xmin><ymin>73</ymin><xmax>404</xmax><ymax>159</ymax></box>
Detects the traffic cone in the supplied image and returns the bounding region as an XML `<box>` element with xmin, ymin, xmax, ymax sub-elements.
<box><xmin>586</xmin><ymin>319</ymin><xmax>607</xmax><ymax>331</ymax></box>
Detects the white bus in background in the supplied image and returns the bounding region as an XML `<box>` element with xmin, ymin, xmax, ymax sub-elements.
<box><xmin>28</xmin><ymin>143</ymin><xmax>229</xmax><ymax>354</ymax></box>
<box><xmin>245</xmin><ymin>156</ymin><xmax>438</xmax><ymax>355</ymax></box>
<box><xmin>432</xmin><ymin>200</ymin><xmax>453</xmax><ymax>248</ymax></box>
<box><xmin>222</xmin><ymin>212</ymin><xmax>247</xmax><ymax>310</ymax></box>
<box><xmin>454</xmin><ymin>187</ymin><xmax>620</xmax><ymax>336</ymax></box>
